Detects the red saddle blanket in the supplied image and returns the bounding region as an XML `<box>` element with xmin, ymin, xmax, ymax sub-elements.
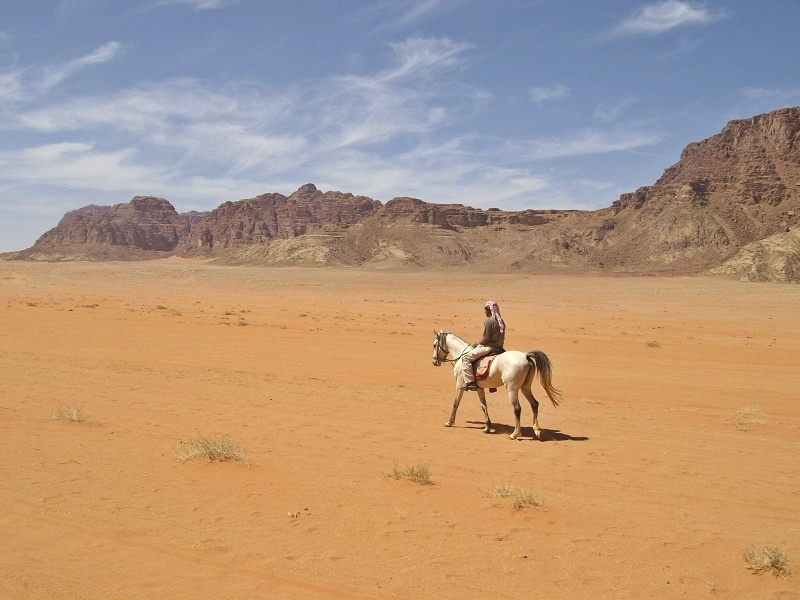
<box><xmin>474</xmin><ymin>353</ymin><xmax>501</xmax><ymax>381</ymax></box>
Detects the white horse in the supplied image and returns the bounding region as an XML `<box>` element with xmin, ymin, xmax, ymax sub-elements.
<box><xmin>432</xmin><ymin>330</ymin><xmax>562</xmax><ymax>440</ymax></box>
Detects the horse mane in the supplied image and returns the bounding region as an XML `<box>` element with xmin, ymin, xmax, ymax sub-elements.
<box><xmin>444</xmin><ymin>332</ymin><xmax>468</xmax><ymax>345</ymax></box>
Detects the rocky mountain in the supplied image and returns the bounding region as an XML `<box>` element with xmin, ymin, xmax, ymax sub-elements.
<box><xmin>16</xmin><ymin>196</ymin><xmax>195</xmax><ymax>261</ymax></box>
<box><xmin>8</xmin><ymin>107</ymin><xmax>800</xmax><ymax>281</ymax></box>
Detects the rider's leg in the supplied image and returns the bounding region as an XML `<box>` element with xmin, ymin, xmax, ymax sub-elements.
<box><xmin>461</xmin><ymin>346</ymin><xmax>489</xmax><ymax>390</ymax></box>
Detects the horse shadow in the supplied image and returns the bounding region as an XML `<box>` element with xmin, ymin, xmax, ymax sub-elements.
<box><xmin>465</xmin><ymin>421</ymin><xmax>589</xmax><ymax>442</ymax></box>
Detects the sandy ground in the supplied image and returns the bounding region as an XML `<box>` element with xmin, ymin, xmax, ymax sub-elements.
<box><xmin>0</xmin><ymin>261</ymin><xmax>798</xmax><ymax>599</ymax></box>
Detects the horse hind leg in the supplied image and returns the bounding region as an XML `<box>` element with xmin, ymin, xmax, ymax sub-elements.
<box><xmin>507</xmin><ymin>387</ymin><xmax>523</xmax><ymax>440</ymax></box>
<box><xmin>521</xmin><ymin>386</ymin><xmax>542</xmax><ymax>440</ymax></box>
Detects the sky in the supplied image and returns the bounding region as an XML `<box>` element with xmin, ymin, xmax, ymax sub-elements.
<box><xmin>1</xmin><ymin>1</ymin><xmax>799</xmax><ymax>252</ymax></box>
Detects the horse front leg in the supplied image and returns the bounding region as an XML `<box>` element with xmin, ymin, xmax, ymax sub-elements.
<box><xmin>508</xmin><ymin>387</ymin><xmax>522</xmax><ymax>440</ymax></box>
<box><xmin>477</xmin><ymin>388</ymin><xmax>492</xmax><ymax>433</ymax></box>
<box><xmin>444</xmin><ymin>387</ymin><xmax>465</xmax><ymax>427</ymax></box>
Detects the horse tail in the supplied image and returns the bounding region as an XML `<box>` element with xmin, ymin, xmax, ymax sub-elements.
<box><xmin>526</xmin><ymin>350</ymin><xmax>562</xmax><ymax>407</ymax></box>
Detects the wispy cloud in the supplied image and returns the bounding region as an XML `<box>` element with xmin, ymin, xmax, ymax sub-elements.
<box><xmin>384</xmin><ymin>37</ymin><xmax>472</xmax><ymax>82</ymax></box>
<box><xmin>0</xmin><ymin>142</ymin><xmax>167</xmax><ymax>192</ymax></box>
<box><xmin>39</xmin><ymin>41</ymin><xmax>122</xmax><ymax>89</ymax></box>
<box><xmin>740</xmin><ymin>86</ymin><xmax>800</xmax><ymax>104</ymax></box>
<box><xmin>148</xmin><ymin>0</ymin><xmax>239</xmax><ymax>10</ymax></box>
<box><xmin>356</xmin><ymin>0</ymin><xmax>467</xmax><ymax>33</ymax></box>
<box><xmin>392</xmin><ymin>0</ymin><xmax>451</xmax><ymax>27</ymax></box>
<box><xmin>612</xmin><ymin>1</ymin><xmax>726</xmax><ymax>36</ymax></box>
<box><xmin>2</xmin><ymin>34</ymin><xmax>661</xmax><ymax>216</ymax></box>
<box><xmin>0</xmin><ymin>70</ymin><xmax>23</xmax><ymax>101</ymax></box>
<box><xmin>732</xmin><ymin>86</ymin><xmax>800</xmax><ymax>120</ymax></box>
<box><xmin>315</xmin><ymin>37</ymin><xmax>474</xmax><ymax>150</ymax></box>
<box><xmin>593</xmin><ymin>98</ymin><xmax>637</xmax><ymax>123</ymax></box>
<box><xmin>530</xmin><ymin>84</ymin><xmax>570</xmax><ymax>104</ymax></box>
<box><xmin>506</xmin><ymin>129</ymin><xmax>663</xmax><ymax>161</ymax></box>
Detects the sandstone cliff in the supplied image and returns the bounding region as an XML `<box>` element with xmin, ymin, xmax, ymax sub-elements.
<box><xmin>16</xmin><ymin>196</ymin><xmax>193</xmax><ymax>261</ymax></box>
<box><xmin>10</xmin><ymin>107</ymin><xmax>800</xmax><ymax>281</ymax></box>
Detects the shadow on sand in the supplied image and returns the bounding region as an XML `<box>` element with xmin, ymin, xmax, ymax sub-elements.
<box><xmin>465</xmin><ymin>421</ymin><xmax>589</xmax><ymax>441</ymax></box>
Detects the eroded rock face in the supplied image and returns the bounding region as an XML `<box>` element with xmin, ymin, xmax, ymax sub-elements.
<box><xmin>28</xmin><ymin>196</ymin><xmax>191</xmax><ymax>253</ymax></box>
<box><xmin>184</xmin><ymin>184</ymin><xmax>381</xmax><ymax>253</ymax></box>
<box><xmin>610</xmin><ymin>108</ymin><xmax>800</xmax><ymax>242</ymax></box>
<box><xmin>10</xmin><ymin>108</ymin><xmax>800</xmax><ymax>280</ymax></box>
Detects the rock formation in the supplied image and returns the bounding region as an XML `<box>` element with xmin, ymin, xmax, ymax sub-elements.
<box><xmin>9</xmin><ymin>107</ymin><xmax>800</xmax><ymax>281</ymax></box>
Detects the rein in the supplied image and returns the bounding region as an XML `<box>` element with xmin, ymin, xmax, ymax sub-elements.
<box><xmin>435</xmin><ymin>331</ymin><xmax>472</xmax><ymax>364</ymax></box>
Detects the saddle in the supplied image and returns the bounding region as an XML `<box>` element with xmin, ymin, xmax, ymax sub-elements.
<box><xmin>473</xmin><ymin>348</ymin><xmax>504</xmax><ymax>381</ymax></box>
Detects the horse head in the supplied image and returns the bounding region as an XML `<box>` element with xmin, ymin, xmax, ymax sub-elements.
<box><xmin>432</xmin><ymin>330</ymin><xmax>447</xmax><ymax>366</ymax></box>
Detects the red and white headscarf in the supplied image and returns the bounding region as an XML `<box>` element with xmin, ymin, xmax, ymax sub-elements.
<box><xmin>484</xmin><ymin>300</ymin><xmax>505</xmax><ymax>333</ymax></box>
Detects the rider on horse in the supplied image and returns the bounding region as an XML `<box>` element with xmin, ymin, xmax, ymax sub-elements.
<box><xmin>462</xmin><ymin>300</ymin><xmax>505</xmax><ymax>391</ymax></box>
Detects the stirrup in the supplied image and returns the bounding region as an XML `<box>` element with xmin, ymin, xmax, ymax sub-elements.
<box><xmin>463</xmin><ymin>382</ymin><xmax>479</xmax><ymax>391</ymax></box>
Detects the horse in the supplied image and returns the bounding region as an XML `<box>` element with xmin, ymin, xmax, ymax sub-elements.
<box><xmin>432</xmin><ymin>330</ymin><xmax>562</xmax><ymax>440</ymax></box>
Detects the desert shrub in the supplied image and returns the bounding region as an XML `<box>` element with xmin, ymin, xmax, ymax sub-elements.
<box><xmin>484</xmin><ymin>483</ymin><xmax>541</xmax><ymax>510</ymax></box>
<box><xmin>176</xmin><ymin>435</ymin><xmax>249</xmax><ymax>465</ymax></box>
<box><xmin>51</xmin><ymin>406</ymin><xmax>85</xmax><ymax>423</ymax></box>
<box><xmin>383</xmin><ymin>461</ymin><xmax>431</xmax><ymax>485</ymax></box>
<box><xmin>731</xmin><ymin>406</ymin><xmax>766</xmax><ymax>431</ymax></box>
<box><xmin>743</xmin><ymin>546</ymin><xmax>791</xmax><ymax>578</ymax></box>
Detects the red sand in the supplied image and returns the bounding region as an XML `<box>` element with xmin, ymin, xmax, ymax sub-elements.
<box><xmin>1</xmin><ymin>262</ymin><xmax>798</xmax><ymax>599</ymax></box>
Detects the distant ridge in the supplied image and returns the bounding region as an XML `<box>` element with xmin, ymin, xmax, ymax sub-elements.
<box><xmin>8</xmin><ymin>107</ymin><xmax>800</xmax><ymax>282</ymax></box>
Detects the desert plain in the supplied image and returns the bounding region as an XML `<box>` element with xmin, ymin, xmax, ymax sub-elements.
<box><xmin>0</xmin><ymin>260</ymin><xmax>798</xmax><ymax>599</ymax></box>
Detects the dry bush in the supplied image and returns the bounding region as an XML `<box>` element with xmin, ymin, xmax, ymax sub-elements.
<box><xmin>383</xmin><ymin>461</ymin><xmax>432</xmax><ymax>485</ymax></box>
<box><xmin>484</xmin><ymin>483</ymin><xmax>541</xmax><ymax>510</ymax></box>
<box><xmin>730</xmin><ymin>406</ymin><xmax>766</xmax><ymax>431</ymax></box>
<box><xmin>176</xmin><ymin>435</ymin><xmax>249</xmax><ymax>465</ymax></box>
<box><xmin>51</xmin><ymin>406</ymin><xmax>85</xmax><ymax>423</ymax></box>
<box><xmin>743</xmin><ymin>546</ymin><xmax>791</xmax><ymax>578</ymax></box>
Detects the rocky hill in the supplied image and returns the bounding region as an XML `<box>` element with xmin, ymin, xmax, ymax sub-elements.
<box><xmin>9</xmin><ymin>107</ymin><xmax>800</xmax><ymax>281</ymax></box>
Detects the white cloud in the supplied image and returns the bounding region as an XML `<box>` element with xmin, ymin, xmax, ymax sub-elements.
<box><xmin>530</xmin><ymin>84</ymin><xmax>570</xmax><ymax>104</ymax></box>
<box><xmin>592</xmin><ymin>98</ymin><xmax>637</xmax><ymax>123</ymax></box>
<box><xmin>731</xmin><ymin>87</ymin><xmax>800</xmax><ymax>121</ymax></box>
<box><xmin>310</xmin><ymin>37</ymin><xmax>473</xmax><ymax>151</ymax></box>
<box><xmin>15</xmin><ymin>37</ymin><xmax>472</xmax><ymax>164</ymax></box>
<box><xmin>507</xmin><ymin>129</ymin><xmax>663</xmax><ymax>161</ymax></box>
<box><xmin>393</xmin><ymin>0</ymin><xmax>450</xmax><ymax>27</ymax></box>
<box><xmin>355</xmin><ymin>0</ymin><xmax>467</xmax><ymax>33</ymax></box>
<box><xmin>0</xmin><ymin>33</ymin><xmax>660</xmax><ymax>239</ymax></box>
<box><xmin>613</xmin><ymin>1</ymin><xmax>726</xmax><ymax>36</ymax></box>
<box><xmin>0</xmin><ymin>70</ymin><xmax>23</xmax><ymax>101</ymax></box>
<box><xmin>0</xmin><ymin>142</ymin><xmax>168</xmax><ymax>191</ymax></box>
<box><xmin>39</xmin><ymin>41</ymin><xmax>122</xmax><ymax>89</ymax></box>
<box><xmin>740</xmin><ymin>86</ymin><xmax>800</xmax><ymax>104</ymax></box>
<box><xmin>384</xmin><ymin>37</ymin><xmax>471</xmax><ymax>82</ymax></box>
<box><xmin>149</xmin><ymin>0</ymin><xmax>238</xmax><ymax>10</ymax></box>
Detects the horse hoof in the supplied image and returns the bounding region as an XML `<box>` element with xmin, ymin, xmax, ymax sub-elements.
<box><xmin>444</xmin><ymin>422</ymin><xmax>453</xmax><ymax>427</ymax></box>
<box><xmin>483</xmin><ymin>427</ymin><xmax>491</xmax><ymax>434</ymax></box>
<box><xmin>508</xmin><ymin>434</ymin><xmax>518</xmax><ymax>440</ymax></box>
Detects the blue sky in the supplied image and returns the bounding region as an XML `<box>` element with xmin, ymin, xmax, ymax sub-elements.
<box><xmin>1</xmin><ymin>0</ymin><xmax>799</xmax><ymax>252</ymax></box>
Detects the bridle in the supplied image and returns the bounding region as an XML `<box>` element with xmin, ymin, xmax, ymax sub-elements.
<box><xmin>432</xmin><ymin>331</ymin><xmax>471</xmax><ymax>366</ymax></box>
<box><xmin>432</xmin><ymin>331</ymin><xmax>448</xmax><ymax>366</ymax></box>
